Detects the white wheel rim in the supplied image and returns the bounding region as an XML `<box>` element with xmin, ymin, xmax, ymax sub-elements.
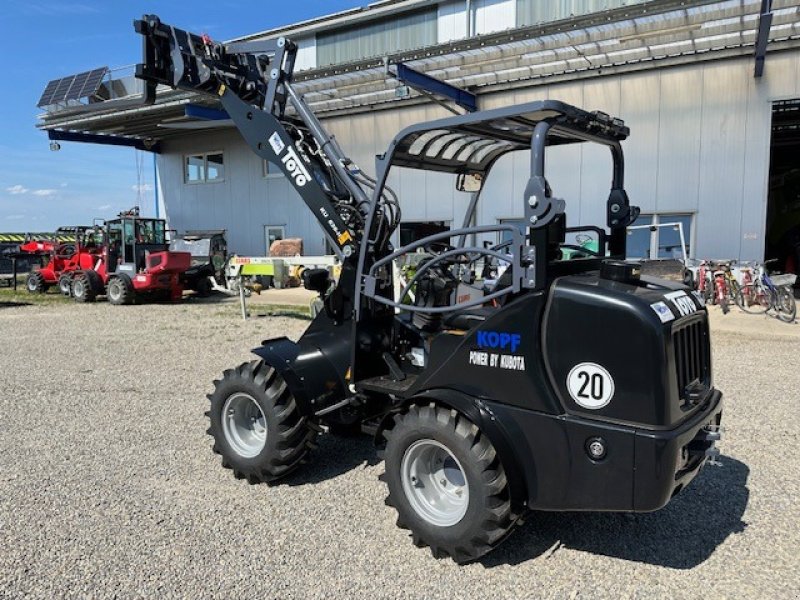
<box><xmin>401</xmin><ymin>439</ymin><xmax>469</xmax><ymax>527</ymax></box>
<box><xmin>221</xmin><ymin>393</ymin><xmax>267</xmax><ymax>458</ymax></box>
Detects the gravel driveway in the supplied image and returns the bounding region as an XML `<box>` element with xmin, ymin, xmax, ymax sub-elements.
<box><xmin>0</xmin><ymin>299</ymin><xmax>797</xmax><ymax>599</ymax></box>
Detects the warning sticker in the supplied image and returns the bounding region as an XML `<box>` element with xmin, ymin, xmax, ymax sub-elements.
<box><xmin>650</xmin><ymin>301</ymin><xmax>674</xmax><ymax>323</ymax></box>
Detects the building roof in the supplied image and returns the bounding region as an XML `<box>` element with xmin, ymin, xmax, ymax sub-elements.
<box><xmin>36</xmin><ymin>0</ymin><xmax>800</xmax><ymax>147</ymax></box>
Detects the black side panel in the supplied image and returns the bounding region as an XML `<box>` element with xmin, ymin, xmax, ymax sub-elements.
<box><xmin>486</xmin><ymin>400</ymin><xmax>636</xmax><ymax>511</ymax></box>
<box><xmin>411</xmin><ymin>293</ymin><xmax>562</xmax><ymax>414</ymax></box>
<box><xmin>544</xmin><ymin>274</ymin><xmax>673</xmax><ymax>427</ymax></box>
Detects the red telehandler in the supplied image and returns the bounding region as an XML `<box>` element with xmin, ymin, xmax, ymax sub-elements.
<box><xmin>66</xmin><ymin>208</ymin><xmax>191</xmax><ymax>305</ymax></box>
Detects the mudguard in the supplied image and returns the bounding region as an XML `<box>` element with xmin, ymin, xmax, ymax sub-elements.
<box><xmin>252</xmin><ymin>336</ymin><xmax>346</xmax><ymax>417</ymax></box>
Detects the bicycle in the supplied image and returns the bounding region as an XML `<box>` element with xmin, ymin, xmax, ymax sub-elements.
<box><xmin>735</xmin><ymin>260</ymin><xmax>797</xmax><ymax>323</ymax></box>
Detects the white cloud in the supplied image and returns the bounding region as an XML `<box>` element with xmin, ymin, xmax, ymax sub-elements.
<box><xmin>60</xmin><ymin>182</ymin><xmax>68</xmax><ymax>188</ymax></box>
<box><xmin>131</xmin><ymin>183</ymin><xmax>153</xmax><ymax>193</ymax></box>
<box><xmin>97</xmin><ymin>204</ymin><xmax>112</xmax><ymax>211</ymax></box>
<box><xmin>32</xmin><ymin>189</ymin><xmax>57</xmax><ymax>197</ymax></box>
<box><xmin>6</xmin><ymin>185</ymin><xmax>28</xmax><ymax>195</ymax></box>
<box><xmin>5</xmin><ymin>214</ymin><xmax>25</xmax><ymax>220</ymax></box>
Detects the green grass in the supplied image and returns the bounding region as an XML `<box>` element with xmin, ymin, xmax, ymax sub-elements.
<box><xmin>0</xmin><ymin>285</ymin><xmax>71</xmax><ymax>306</ymax></box>
<box><xmin>215</xmin><ymin>302</ymin><xmax>312</xmax><ymax>320</ymax></box>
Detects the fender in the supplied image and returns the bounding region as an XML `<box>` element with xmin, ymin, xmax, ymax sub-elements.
<box><xmin>374</xmin><ymin>387</ymin><xmax>530</xmax><ymax>514</ymax></box>
<box><xmin>252</xmin><ymin>336</ymin><xmax>345</xmax><ymax>417</ymax></box>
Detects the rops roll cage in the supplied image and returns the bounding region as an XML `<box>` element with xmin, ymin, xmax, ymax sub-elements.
<box><xmin>357</xmin><ymin>100</ymin><xmax>639</xmax><ymax>317</ymax></box>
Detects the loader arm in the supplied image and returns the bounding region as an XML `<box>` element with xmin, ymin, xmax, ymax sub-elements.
<box><xmin>134</xmin><ymin>15</ymin><xmax>372</xmax><ymax>258</ymax></box>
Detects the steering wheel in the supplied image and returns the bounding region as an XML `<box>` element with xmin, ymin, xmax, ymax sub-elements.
<box><xmin>55</xmin><ymin>244</ymin><xmax>76</xmax><ymax>258</ymax></box>
<box><xmin>560</xmin><ymin>244</ymin><xmax>602</xmax><ymax>258</ymax></box>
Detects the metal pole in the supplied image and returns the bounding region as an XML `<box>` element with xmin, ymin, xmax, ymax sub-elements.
<box><xmin>239</xmin><ymin>274</ymin><xmax>247</xmax><ymax>320</ymax></box>
<box><xmin>153</xmin><ymin>153</ymin><xmax>160</xmax><ymax>219</ymax></box>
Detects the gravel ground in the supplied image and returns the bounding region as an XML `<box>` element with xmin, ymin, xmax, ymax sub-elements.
<box><xmin>0</xmin><ymin>298</ymin><xmax>798</xmax><ymax>599</ymax></box>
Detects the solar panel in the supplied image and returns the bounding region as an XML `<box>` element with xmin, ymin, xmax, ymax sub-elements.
<box><xmin>37</xmin><ymin>67</ymin><xmax>109</xmax><ymax>107</ymax></box>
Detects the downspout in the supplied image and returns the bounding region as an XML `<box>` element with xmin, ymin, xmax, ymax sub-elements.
<box><xmin>465</xmin><ymin>0</ymin><xmax>472</xmax><ymax>37</ymax></box>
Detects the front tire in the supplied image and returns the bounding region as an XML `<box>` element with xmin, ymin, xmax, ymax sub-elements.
<box><xmin>26</xmin><ymin>272</ymin><xmax>47</xmax><ymax>294</ymax></box>
<box><xmin>206</xmin><ymin>360</ymin><xmax>318</xmax><ymax>483</ymax></box>
<box><xmin>382</xmin><ymin>403</ymin><xmax>514</xmax><ymax>563</ymax></box>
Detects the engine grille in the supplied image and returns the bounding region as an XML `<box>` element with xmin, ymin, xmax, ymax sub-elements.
<box><xmin>672</xmin><ymin>315</ymin><xmax>711</xmax><ymax>409</ymax></box>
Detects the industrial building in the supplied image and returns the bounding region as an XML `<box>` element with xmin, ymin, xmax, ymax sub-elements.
<box><xmin>37</xmin><ymin>0</ymin><xmax>800</xmax><ymax>269</ymax></box>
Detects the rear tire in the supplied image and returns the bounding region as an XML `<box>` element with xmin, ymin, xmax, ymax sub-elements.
<box><xmin>775</xmin><ymin>287</ymin><xmax>797</xmax><ymax>323</ymax></box>
<box><xmin>195</xmin><ymin>277</ymin><xmax>213</xmax><ymax>297</ymax></box>
<box><xmin>26</xmin><ymin>272</ymin><xmax>47</xmax><ymax>294</ymax></box>
<box><xmin>57</xmin><ymin>273</ymin><xmax>73</xmax><ymax>296</ymax></box>
<box><xmin>206</xmin><ymin>360</ymin><xmax>318</xmax><ymax>483</ymax></box>
<box><xmin>71</xmin><ymin>272</ymin><xmax>96</xmax><ymax>303</ymax></box>
<box><xmin>382</xmin><ymin>403</ymin><xmax>514</xmax><ymax>563</ymax></box>
<box><xmin>107</xmin><ymin>276</ymin><xmax>133</xmax><ymax>305</ymax></box>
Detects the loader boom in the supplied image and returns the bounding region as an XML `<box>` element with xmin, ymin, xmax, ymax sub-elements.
<box><xmin>134</xmin><ymin>15</ymin><xmax>373</xmax><ymax>258</ymax></box>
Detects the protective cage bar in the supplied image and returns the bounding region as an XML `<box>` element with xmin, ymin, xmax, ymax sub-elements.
<box><xmin>363</xmin><ymin>224</ymin><xmax>526</xmax><ymax>314</ymax></box>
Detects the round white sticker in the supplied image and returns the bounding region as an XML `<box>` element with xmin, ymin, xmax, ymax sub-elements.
<box><xmin>566</xmin><ymin>363</ymin><xmax>615</xmax><ymax>409</ymax></box>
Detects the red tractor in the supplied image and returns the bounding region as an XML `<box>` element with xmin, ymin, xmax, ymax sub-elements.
<box><xmin>21</xmin><ymin>227</ymin><xmax>103</xmax><ymax>295</ymax></box>
<box><xmin>69</xmin><ymin>208</ymin><xmax>191</xmax><ymax>305</ymax></box>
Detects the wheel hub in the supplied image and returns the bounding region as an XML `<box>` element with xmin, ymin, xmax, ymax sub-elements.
<box><xmin>221</xmin><ymin>392</ymin><xmax>267</xmax><ymax>458</ymax></box>
<box><xmin>401</xmin><ymin>439</ymin><xmax>469</xmax><ymax>527</ymax></box>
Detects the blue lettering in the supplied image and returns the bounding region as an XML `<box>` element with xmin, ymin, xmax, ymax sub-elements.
<box><xmin>475</xmin><ymin>330</ymin><xmax>523</xmax><ymax>352</ymax></box>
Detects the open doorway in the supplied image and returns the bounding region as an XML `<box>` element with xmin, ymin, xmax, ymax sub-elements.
<box><xmin>399</xmin><ymin>221</ymin><xmax>449</xmax><ymax>247</ymax></box>
<box><xmin>765</xmin><ymin>100</ymin><xmax>800</xmax><ymax>287</ymax></box>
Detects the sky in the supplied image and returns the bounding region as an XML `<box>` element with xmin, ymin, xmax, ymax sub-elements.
<box><xmin>0</xmin><ymin>0</ymin><xmax>364</xmax><ymax>232</ymax></box>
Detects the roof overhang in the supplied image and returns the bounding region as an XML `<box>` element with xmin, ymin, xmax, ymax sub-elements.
<box><xmin>36</xmin><ymin>0</ymin><xmax>800</xmax><ymax>149</ymax></box>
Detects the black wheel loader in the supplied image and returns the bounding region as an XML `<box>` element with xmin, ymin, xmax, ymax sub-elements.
<box><xmin>133</xmin><ymin>16</ymin><xmax>723</xmax><ymax>563</ymax></box>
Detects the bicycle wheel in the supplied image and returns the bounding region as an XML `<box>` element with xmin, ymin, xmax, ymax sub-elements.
<box><xmin>735</xmin><ymin>283</ymin><xmax>772</xmax><ymax>314</ymax></box>
<box><xmin>727</xmin><ymin>279</ymin><xmax>740</xmax><ymax>304</ymax></box>
<box><xmin>775</xmin><ymin>286</ymin><xmax>797</xmax><ymax>323</ymax></box>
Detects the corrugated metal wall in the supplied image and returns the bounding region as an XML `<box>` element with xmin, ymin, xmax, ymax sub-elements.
<box><xmin>160</xmin><ymin>52</ymin><xmax>800</xmax><ymax>261</ymax></box>
<box><xmin>316</xmin><ymin>8</ymin><xmax>437</xmax><ymax>66</ymax></box>
<box><xmin>516</xmin><ymin>0</ymin><xmax>649</xmax><ymax>26</ymax></box>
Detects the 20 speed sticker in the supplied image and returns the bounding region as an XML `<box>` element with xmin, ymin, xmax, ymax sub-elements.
<box><xmin>566</xmin><ymin>363</ymin><xmax>615</xmax><ymax>409</ymax></box>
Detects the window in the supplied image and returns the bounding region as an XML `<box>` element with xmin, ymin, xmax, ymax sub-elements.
<box><xmin>263</xmin><ymin>159</ymin><xmax>283</xmax><ymax>178</ymax></box>
<box><xmin>627</xmin><ymin>213</ymin><xmax>693</xmax><ymax>260</ymax></box>
<box><xmin>265</xmin><ymin>226</ymin><xmax>285</xmax><ymax>255</ymax></box>
<box><xmin>184</xmin><ymin>152</ymin><xmax>224</xmax><ymax>183</ymax></box>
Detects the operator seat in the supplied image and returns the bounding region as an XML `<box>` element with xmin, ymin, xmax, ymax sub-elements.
<box><xmin>441</xmin><ymin>215</ymin><xmax>567</xmax><ymax>331</ymax></box>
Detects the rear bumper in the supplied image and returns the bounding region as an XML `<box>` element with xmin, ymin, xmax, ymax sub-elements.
<box><xmin>131</xmin><ymin>272</ymin><xmax>179</xmax><ymax>290</ymax></box>
<box><xmin>486</xmin><ymin>389</ymin><xmax>723</xmax><ymax>512</ymax></box>
<box><xmin>633</xmin><ymin>388</ymin><xmax>723</xmax><ymax>511</ymax></box>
